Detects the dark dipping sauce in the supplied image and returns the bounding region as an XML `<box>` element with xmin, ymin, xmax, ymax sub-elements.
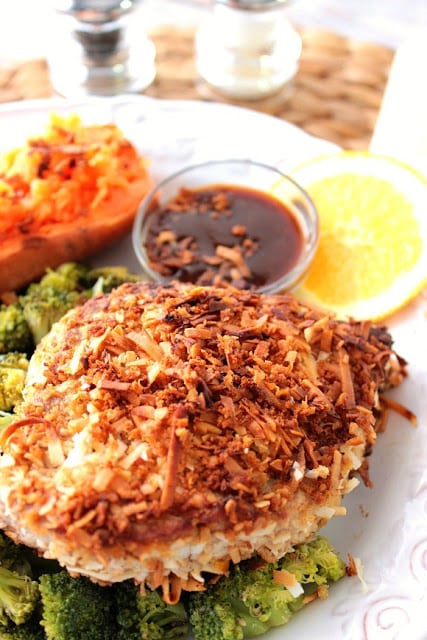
<box><xmin>143</xmin><ymin>184</ymin><xmax>304</xmax><ymax>290</ymax></box>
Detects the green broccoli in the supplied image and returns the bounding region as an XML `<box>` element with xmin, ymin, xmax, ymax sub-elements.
<box><xmin>39</xmin><ymin>570</ymin><xmax>117</xmax><ymax>640</ymax></box>
<box><xmin>0</xmin><ymin>611</ymin><xmax>45</xmax><ymax>640</ymax></box>
<box><xmin>114</xmin><ymin>580</ymin><xmax>189</xmax><ymax>640</ymax></box>
<box><xmin>18</xmin><ymin>263</ymin><xmax>142</xmax><ymax>345</ymax></box>
<box><xmin>15</xmin><ymin>262</ymin><xmax>97</xmax><ymax>347</ymax></box>
<box><xmin>188</xmin><ymin>536</ymin><xmax>346</xmax><ymax>639</ymax></box>
<box><xmin>0</xmin><ymin>533</ymin><xmax>57</xmax><ymax>639</ymax></box>
<box><xmin>37</xmin><ymin>262</ymin><xmax>89</xmax><ymax>293</ymax></box>
<box><xmin>280</xmin><ymin>535</ymin><xmax>346</xmax><ymax>585</ymax></box>
<box><xmin>0</xmin><ymin>533</ymin><xmax>40</xmax><ymax>628</ymax></box>
<box><xmin>0</xmin><ymin>263</ymin><xmax>90</xmax><ymax>356</ymax></box>
<box><xmin>0</xmin><ymin>532</ymin><xmax>34</xmax><ymax>578</ymax></box>
<box><xmin>0</xmin><ymin>262</ymin><xmax>142</xmax><ymax>354</ymax></box>
<box><xmin>188</xmin><ymin>563</ymin><xmax>297</xmax><ymax>640</ymax></box>
<box><xmin>0</xmin><ymin>304</ymin><xmax>33</xmax><ymax>356</ymax></box>
<box><xmin>0</xmin><ymin>353</ymin><xmax>29</xmax><ymax>412</ymax></box>
<box><xmin>19</xmin><ymin>285</ymin><xmax>88</xmax><ymax>346</ymax></box>
<box><xmin>84</xmin><ymin>265</ymin><xmax>143</xmax><ymax>295</ymax></box>
<box><xmin>0</xmin><ymin>534</ymin><xmax>42</xmax><ymax>637</ymax></box>
<box><xmin>188</xmin><ymin>598</ymin><xmax>246</xmax><ymax>640</ymax></box>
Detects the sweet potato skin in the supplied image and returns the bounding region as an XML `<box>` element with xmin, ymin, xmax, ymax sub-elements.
<box><xmin>0</xmin><ymin>114</ymin><xmax>155</xmax><ymax>292</ymax></box>
<box><xmin>0</xmin><ymin>180</ymin><xmax>149</xmax><ymax>292</ymax></box>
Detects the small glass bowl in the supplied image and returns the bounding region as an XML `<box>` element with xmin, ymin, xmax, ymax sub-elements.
<box><xmin>132</xmin><ymin>159</ymin><xmax>318</xmax><ymax>294</ymax></box>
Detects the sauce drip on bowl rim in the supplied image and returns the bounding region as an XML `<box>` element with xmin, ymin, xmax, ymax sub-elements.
<box><xmin>142</xmin><ymin>183</ymin><xmax>304</xmax><ymax>291</ymax></box>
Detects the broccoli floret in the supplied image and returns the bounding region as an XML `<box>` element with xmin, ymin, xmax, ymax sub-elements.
<box><xmin>0</xmin><ymin>564</ymin><xmax>39</xmax><ymax>628</ymax></box>
<box><xmin>0</xmin><ymin>611</ymin><xmax>45</xmax><ymax>640</ymax></box>
<box><xmin>189</xmin><ymin>563</ymin><xmax>296</xmax><ymax>639</ymax></box>
<box><xmin>84</xmin><ymin>266</ymin><xmax>143</xmax><ymax>295</ymax></box>
<box><xmin>16</xmin><ymin>262</ymin><xmax>94</xmax><ymax>346</ymax></box>
<box><xmin>0</xmin><ymin>532</ymin><xmax>40</xmax><ymax>629</ymax></box>
<box><xmin>17</xmin><ymin>262</ymin><xmax>140</xmax><ymax>344</ymax></box>
<box><xmin>188</xmin><ymin>536</ymin><xmax>346</xmax><ymax>639</ymax></box>
<box><xmin>19</xmin><ymin>285</ymin><xmax>88</xmax><ymax>346</ymax></box>
<box><xmin>39</xmin><ymin>570</ymin><xmax>116</xmax><ymax>640</ymax></box>
<box><xmin>37</xmin><ymin>262</ymin><xmax>89</xmax><ymax>292</ymax></box>
<box><xmin>0</xmin><ymin>353</ymin><xmax>29</xmax><ymax>412</ymax></box>
<box><xmin>0</xmin><ymin>263</ymin><xmax>91</xmax><ymax>355</ymax></box>
<box><xmin>280</xmin><ymin>535</ymin><xmax>346</xmax><ymax>585</ymax></box>
<box><xmin>188</xmin><ymin>597</ymin><xmax>246</xmax><ymax>640</ymax></box>
<box><xmin>0</xmin><ymin>263</ymin><xmax>141</xmax><ymax>353</ymax></box>
<box><xmin>0</xmin><ymin>533</ymin><xmax>41</xmax><ymax>634</ymax></box>
<box><xmin>0</xmin><ymin>533</ymin><xmax>59</xmax><ymax>584</ymax></box>
<box><xmin>0</xmin><ymin>532</ymin><xmax>33</xmax><ymax>578</ymax></box>
<box><xmin>0</xmin><ymin>305</ymin><xmax>33</xmax><ymax>355</ymax></box>
<box><xmin>114</xmin><ymin>580</ymin><xmax>189</xmax><ymax>640</ymax></box>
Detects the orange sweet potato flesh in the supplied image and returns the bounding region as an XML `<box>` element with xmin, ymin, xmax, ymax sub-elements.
<box><xmin>0</xmin><ymin>114</ymin><xmax>154</xmax><ymax>292</ymax></box>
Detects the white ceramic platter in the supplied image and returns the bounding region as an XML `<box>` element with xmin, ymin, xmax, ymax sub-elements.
<box><xmin>0</xmin><ymin>95</ymin><xmax>425</xmax><ymax>640</ymax></box>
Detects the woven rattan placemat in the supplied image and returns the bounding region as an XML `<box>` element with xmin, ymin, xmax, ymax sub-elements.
<box><xmin>0</xmin><ymin>26</ymin><xmax>394</xmax><ymax>150</ymax></box>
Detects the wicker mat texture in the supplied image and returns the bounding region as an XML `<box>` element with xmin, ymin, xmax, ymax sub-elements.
<box><xmin>0</xmin><ymin>26</ymin><xmax>394</xmax><ymax>150</ymax></box>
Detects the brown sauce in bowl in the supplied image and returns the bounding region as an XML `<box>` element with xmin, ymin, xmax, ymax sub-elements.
<box><xmin>143</xmin><ymin>184</ymin><xmax>304</xmax><ymax>290</ymax></box>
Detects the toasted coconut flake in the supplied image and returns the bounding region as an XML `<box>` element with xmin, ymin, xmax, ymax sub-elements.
<box><xmin>338</xmin><ymin>348</ymin><xmax>356</xmax><ymax>408</ymax></box>
<box><xmin>380</xmin><ymin>395</ymin><xmax>417</xmax><ymax>426</ymax></box>
<box><xmin>92</xmin><ymin>468</ymin><xmax>115</xmax><ymax>492</ymax></box>
<box><xmin>347</xmin><ymin>553</ymin><xmax>368</xmax><ymax>592</ymax></box>
<box><xmin>329</xmin><ymin>450</ymin><xmax>343</xmax><ymax>490</ymax></box>
<box><xmin>160</xmin><ymin>408</ymin><xmax>187</xmax><ymax>511</ymax></box>
<box><xmin>317</xmin><ymin>584</ymin><xmax>329</xmax><ymax>600</ymax></box>
<box><xmin>47</xmin><ymin>431</ymin><xmax>65</xmax><ymax>467</ymax></box>
<box><xmin>305</xmin><ymin>465</ymin><xmax>329</xmax><ymax>479</ymax></box>
<box><xmin>127</xmin><ymin>328</ymin><xmax>164</xmax><ymax>361</ymax></box>
<box><xmin>292</xmin><ymin>461</ymin><xmax>304</xmax><ymax>482</ymax></box>
<box><xmin>343</xmin><ymin>477</ymin><xmax>360</xmax><ymax>494</ymax></box>
<box><xmin>316</xmin><ymin>506</ymin><xmax>336</xmax><ymax>519</ymax></box>
<box><xmin>98</xmin><ymin>379</ymin><xmax>131</xmax><ymax>391</ymax></box>
<box><xmin>121</xmin><ymin>443</ymin><xmax>150</xmax><ymax>469</ymax></box>
<box><xmin>273</xmin><ymin>568</ymin><xmax>304</xmax><ymax>597</ymax></box>
<box><xmin>0</xmin><ymin>281</ymin><xmax>409</xmax><ymax>593</ymax></box>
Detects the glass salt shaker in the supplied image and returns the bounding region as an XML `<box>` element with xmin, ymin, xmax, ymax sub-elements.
<box><xmin>48</xmin><ymin>0</ymin><xmax>156</xmax><ymax>97</ymax></box>
<box><xmin>196</xmin><ymin>0</ymin><xmax>302</xmax><ymax>100</ymax></box>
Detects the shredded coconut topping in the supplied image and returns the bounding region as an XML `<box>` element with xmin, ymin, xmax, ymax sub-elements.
<box><xmin>0</xmin><ymin>282</ymin><xmax>408</xmax><ymax>591</ymax></box>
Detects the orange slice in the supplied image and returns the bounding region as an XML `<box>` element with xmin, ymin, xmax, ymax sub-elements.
<box><xmin>276</xmin><ymin>151</ymin><xmax>427</xmax><ymax>321</ymax></box>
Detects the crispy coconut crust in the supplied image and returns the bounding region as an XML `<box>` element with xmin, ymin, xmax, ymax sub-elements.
<box><xmin>0</xmin><ymin>282</ymin><xmax>407</xmax><ymax>599</ymax></box>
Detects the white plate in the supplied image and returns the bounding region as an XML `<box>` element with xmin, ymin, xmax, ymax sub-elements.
<box><xmin>0</xmin><ymin>96</ymin><xmax>426</xmax><ymax>640</ymax></box>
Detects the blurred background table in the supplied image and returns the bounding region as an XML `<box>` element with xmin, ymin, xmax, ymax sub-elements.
<box><xmin>0</xmin><ymin>0</ymin><xmax>425</xmax><ymax>150</ymax></box>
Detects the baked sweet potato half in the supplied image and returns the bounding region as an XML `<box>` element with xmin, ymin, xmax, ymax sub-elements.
<box><xmin>0</xmin><ymin>113</ymin><xmax>154</xmax><ymax>292</ymax></box>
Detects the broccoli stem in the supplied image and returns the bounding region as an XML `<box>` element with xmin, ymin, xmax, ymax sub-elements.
<box><xmin>0</xmin><ymin>567</ymin><xmax>40</xmax><ymax>628</ymax></box>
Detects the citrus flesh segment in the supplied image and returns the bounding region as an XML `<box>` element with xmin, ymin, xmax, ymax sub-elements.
<box><xmin>278</xmin><ymin>152</ymin><xmax>427</xmax><ymax>321</ymax></box>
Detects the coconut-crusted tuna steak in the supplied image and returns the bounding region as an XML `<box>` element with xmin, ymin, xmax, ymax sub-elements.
<box><xmin>0</xmin><ymin>282</ymin><xmax>406</xmax><ymax>601</ymax></box>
